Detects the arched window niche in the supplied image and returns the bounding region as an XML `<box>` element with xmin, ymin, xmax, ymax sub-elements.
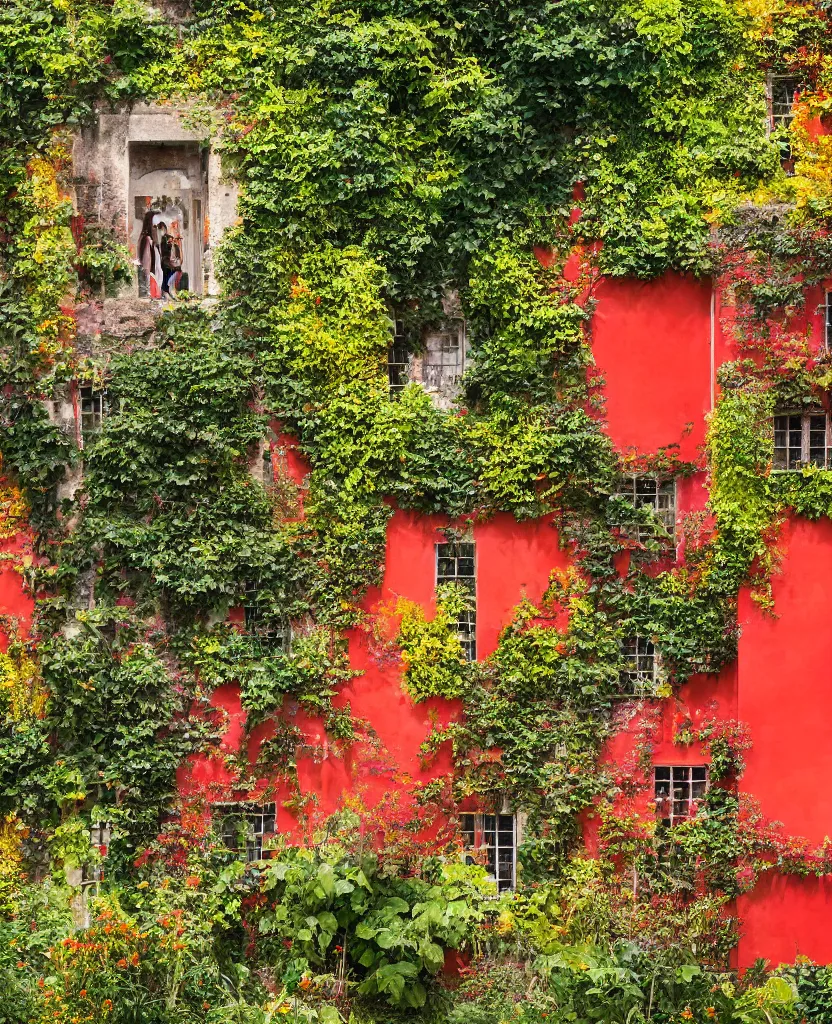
<box><xmin>128</xmin><ymin>141</ymin><xmax>207</xmax><ymax>299</ymax></box>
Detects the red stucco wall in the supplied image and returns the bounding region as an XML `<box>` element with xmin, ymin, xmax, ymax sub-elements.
<box><xmin>6</xmin><ymin>273</ymin><xmax>831</xmax><ymax>966</ymax></box>
<box><xmin>590</xmin><ymin>273</ymin><xmax>713</xmax><ymax>458</ymax></box>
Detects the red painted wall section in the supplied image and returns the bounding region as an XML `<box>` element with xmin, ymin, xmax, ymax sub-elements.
<box><xmin>736</xmin><ymin>516</ymin><xmax>832</xmax><ymax>967</ymax></box>
<box><xmin>738</xmin><ymin>516</ymin><xmax>832</xmax><ymax>845</ymax></box>
<box><xmin>583</xmin><ymin>667</ymin><xmax>737</xmax><ymax>853</ymax></box>
<box><xmin>738</xmin><ymin>874</ymin><xmax>832</xmax><ymax>968</ymax></box>
<box><xmin>474</xmin><ymin>513</ymin><xmax>567</xmax><ymax>658</ymax></box>
<box><xmin>0</xmin><ymin>535</ymin><xmax>34</xmax><ymax>647</ymax></box>
<box><xmin>591</xmin><ymin>273</ymin><xmax>712</xmax><ymax>459</ymax></box>
<box><xmin>185</xmin><ymin>508</ymin><xmax>572</xmax><ymax>833</ymax></box>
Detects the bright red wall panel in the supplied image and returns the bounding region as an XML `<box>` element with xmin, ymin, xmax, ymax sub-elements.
<box><xmin>591</xmin><ymin>273</ymin><xmax>712</xmax><ymax>459</ymax></box>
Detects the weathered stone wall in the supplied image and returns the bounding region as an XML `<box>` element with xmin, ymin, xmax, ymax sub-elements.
<box><xmin>70</xmin><ymin>103</ymin><xmax>239</xmax><ymax>345</ymax></box>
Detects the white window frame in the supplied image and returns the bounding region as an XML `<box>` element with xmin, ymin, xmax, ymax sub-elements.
<box><xmin>436</xmin><ymin>540</ymin><xmax>476</xmax><ymax>661</ymax></box>
<box><xmin>653</xmin><ymin>766</ymin><xmax>708</xmax><ymax>828</ymax></box>
<box><xmin>79</xmin><ymin>385</ymin><xmax>108</xmax><ymax>438</ymax></box>
<box><xmin>213</xmin><ymin>802</ymin><xmax>277</xmax><ymax>861</ymax></box>
<box><xmin>615</xmin><ymin>475</ymin><xmax>676</xmax><ymax>542</ymax></box>
<box><xmin>620</xmin><ymin>635</ymin><xmax>661</xmax><ymax>695</ymax></box>
<box><xmin>773</xmin><ymin>410</ymin><xmax>832</xmax><ymax>470</ymax></box>
<box><xmin>460</xmin><ymin>811</ymin><xmax>516</xmax><ymax>891</ymax></box>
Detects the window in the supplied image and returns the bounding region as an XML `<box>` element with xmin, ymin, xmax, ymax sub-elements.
<box><xmin>436</xmin><ymin>541</ymin><xmax>476</xmax><ymax>661</ymax></box>
<box><xmin>388</xmin><ymin>319</ymin><xmax>409</xmax><ymax>394</ymax></box>
<box><xmin>129</xmin><ymin>142</ymin><xmax>206</xmax><ymax>298</ymax></box>
<box><xmin>423</xmin><ymin>326</ymin><xmax>465</xmax><ymax>391</ymax></box>
<box><xmin>654</xmin><ymin>767</ymin><xmax>707</xmax><ymax>828</ymax></box>
<box><xmin>460</xmin><ymin>812</ymin><xmax>516</xmax><ymax>891</ymax></box>
<box><xmin>615</xmin><ymin>476</ymin><xmax>676</xmax><ymax>541</ymax></box>
<box><xmin>825</xmin><ymin>292</ymin><xmax>832</xmax><ymax>351</ymax></box>
<box><xmin>773</xmin><ymin>411</ymin><xmax>832</xmax><ymax>469</ymax></box>
<box><xmin>80</xmin><ymin>386</ymin><xmax>108</xmax><ymax>436</ymax></box>
<box><xmin>620</xmin><ymin>636</ymin><xmax>659</xmax><ymax>694</ymax></box>
<box><xmin>214</xmin><ymin>802</ymin><xmax>276</xmax><ymax>861</ymax></box>
<box><xmin>242</xmin><ymin>582</ymin><xmax>291</xmax><ymax>654</ymax></box>
<box><xmin>769</xmin><ymin>75</ymin><xmax>801</xmax><ymax>129</ymax></box>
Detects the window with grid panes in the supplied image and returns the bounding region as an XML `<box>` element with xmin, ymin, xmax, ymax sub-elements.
<box><xmin>436</xmin><ymin>541</ymin><xmax>476</xmax><ymax>661</ymax></box>
<box><xmin>616</xmin><ymin>476</ymin><xmax>676</xmax><ymax>541</ymax></box>
<box><xmin>80</xmin><ymin>386</ymin><xmax>108</xmax><ymax>436</ymax></box>
<box><xmin>769</xmin><ymin>76</ymin><xmax>801</xmax><ymax>128</ymax></box>
<box><xmin>388</xmin><ymin>319</ymin><xmax>409</xmax><ymax>394</ymax></box>
<box><xmin>773</xmin><ymin>411</ymin><xmax>832</xmax><ymax>469</ymax></box>
<box><xmin>654</xmin><ymin>767</ymin><xmax>707</xmax><ymax>827</ymax></box>
<box><xmin>242</xmin><ymin>582</ymin><xmax>291</xmax><ymax>655</ymax></box>
<box><xmin>620</xmin><ymin>636</ymin><xmax>659</xmax><ymax>693</ymax></box>
<box><xmin>424</xmin><ymin>328</ymin><xmax>464</xmax><ymax>391</ymax></box>
<box><xmin>214</xmin><ymin>803</ymin><xmax>276</xmax><ymax>861</ymax></box>
<box><xmin>460</xmin><ymin>812</ymin><xmax>516</xmax><ymax>891</ymax></box>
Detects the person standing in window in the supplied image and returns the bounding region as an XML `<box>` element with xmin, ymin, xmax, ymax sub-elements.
<box><xmin>137</xmin><ymin>211</ymin><xmax>164</xmax><ymax>299</ymax></box>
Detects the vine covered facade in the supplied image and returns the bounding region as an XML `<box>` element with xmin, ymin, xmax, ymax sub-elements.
<box><xmin>3</xmin><ymin>0</ymin><xmax>832</xmax><ymax>1021</ymax></box>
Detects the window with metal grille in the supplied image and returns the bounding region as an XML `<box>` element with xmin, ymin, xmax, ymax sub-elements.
<box><xmin>654</xmin><ymin>767</ymin><xmax>707</xmax><ymax>828</ymax></box>
<box><xmin>242</xmin><ymin>582</ymin><xmax>291</xmax><ymax>655</ymax></box>
<box><xmin>770</xmin><ymin>76</ymin><xmax>801</xmax><ymax>129</ymax></box>
<box><xmin>773</xmin><ymin>411</ymin><xmax>832</xmax><ymax>470</ymax></box>
<box><xmin>620</xmin><ymin>636</ymin><xmax>659</xmax><ymax>694</ymax></box>
<box><xmin>436</xmin><ymin>541</ymin><xmax>476</xmax><ymax>661</ymax></box>
<box><xmin>615</xmin><ymin>476</ymin><xmax>676</xmax><ymax>541</ymax></box>
<box><xmin>80</xmin><ymin>386</ymin><xmax>108</xmax><ymax>436</ymax></box>
<box><xmin>460</xmin><ymin>812</ymin><xmax>516</xmax><ymax>891</ymax></box>
<box><xmin>388</xmin><ymin>319</ymin><xmax>409</xmax><ymax>394</ymax></box>
<box><xmin>214</xmin><ymin>802</ymin><xmax>276</xmax><ymax>861</ymax></box>
<box><xmin>423</xmin><ymin>328</ymin><xmax>464</xmax><ymax>391</ymax></box>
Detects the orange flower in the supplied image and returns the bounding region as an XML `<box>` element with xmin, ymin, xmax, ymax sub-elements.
<box><xmin>103</xmin><ymin>924</ymin><xmax>113</xmax><ymax>934</ymax></box>
<box><xmin>681</xmin><ymin>1010</ymin><xmax>694</xmax><ymax>1021</ymax></box>
<box><xmin>186</xmin><ymin>875</ymin><xmax>201</xmax><ymax>888</ymax></box>
<box><xmin>117</xmin><ymin>958</ymin><xmax>128</xmax><ymax>968</ymax></box>
<box><xmin>103</xmin><ymin>999</ymin><xmax>113</xmax><ymax>1010</ymax></box>
<box><xmin>79</xmin><ymin>990</ymin><xmax>87</xmax><ymax>997</ymax></box>
<box><xmin>706</xmin><ymin>1011</ymin><xmax>717</xmax><ymax>1020</ymax></box>
<box><xmin>130</xmin><ymin>952</ymin><xmax>139</xmax><ymax>966</ymax></box>
<box><xmin>202</xmin><ymin>1002</ymin><xmax>210</xmax><ymax>1010</ymax></box>
<box><xmin>298</xmin><ymin>976</ymin><xmax>312</xmax><ymax>991</ymax></box>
